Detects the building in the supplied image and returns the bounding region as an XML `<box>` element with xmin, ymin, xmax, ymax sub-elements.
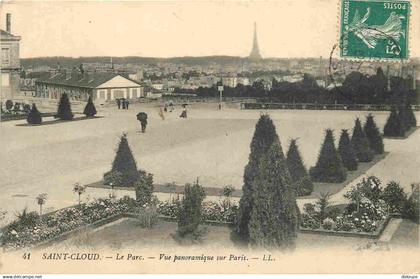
<box><xmin>1</xmin><ymin>14</ymin><xmax>21</xmax><ymax>100</ymax></box>
<box><xmin>35</xmin><ymin>72</ymin><xmax>144</xmax><ymax>103</ymax></box>
<box><xmin>20</xmin><ymin>71</ymin><xmax>50</xmax><ymax>97</ymax></box>
<box><xmin>222</xmin><ymin>76</ymin><xmax>238</xmax><ymax>88</ymax></box>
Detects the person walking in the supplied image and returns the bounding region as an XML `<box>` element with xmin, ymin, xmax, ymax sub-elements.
<box><xmin>137</xmin><ymin>112</ymin><xmax>148</xmax><ymax>133</ymax></box>
<box><xmin>121</xmin><ymin>98</ymin><xmax>126</xmax><ymax>109</ymax></box>
<box><xmin>159</xmin><ymin>107</ymin><xmax>165</xmax><ymax>120</ymax></box>
<box><xmin>116</xmin><ymin>98</ymin><xmax>121</xmax><ymax>109</ymax></box>
<box><xmin>180</xmin><ymin>104</ymin><xmax>187</xmax><ymax>118</ymax></box>
<box><xmin>125</xmin><ymin>99</ymin><xmax>130</xmax><ymax>110</ymax></box>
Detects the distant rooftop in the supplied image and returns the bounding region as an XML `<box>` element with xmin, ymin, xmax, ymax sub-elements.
<box><xmin>0</xmin><ymin>29</ymin><xmax>20</xmax><ymax>40</ymax></box>
<box><xmin>36</xmin><ymin>72</ymin><xmax>137</xmax><ymax>88</ymax></box>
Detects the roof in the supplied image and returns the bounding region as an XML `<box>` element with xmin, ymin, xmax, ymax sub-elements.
<box><xmin>35</xmin><ymin>72</ymin><xmax>140</xmax><ymax>89</ymax></box>
<box><xmin>0</xmin><ymin>29</ymin><xmax>21</xmax><ymax>40</ymax></box>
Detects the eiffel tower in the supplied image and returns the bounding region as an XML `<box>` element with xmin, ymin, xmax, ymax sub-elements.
<box><xmin>248</xmin><ymin>22</ymin><xmax>262</xmax><ymax>60</ymax></box>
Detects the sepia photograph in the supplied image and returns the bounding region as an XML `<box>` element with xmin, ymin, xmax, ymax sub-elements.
<box><xmin>0</xmin><ymin>0</ymin><xmax>419</xmax><ymax>276</ymax></box>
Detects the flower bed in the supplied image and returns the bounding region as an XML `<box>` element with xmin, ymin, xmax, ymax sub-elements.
<box><xmin>1</xmin><ymin>197</ymin><xmax>135</xmax><ymax>250</ymax></box>
<box><xmin>157</xmin><ymin>199</ymin><xmax>238</xmax><ymax>223</ymax></box>
<box><xmin>299</xmin><ymin>176</ymin><xmax>413</xmax><ymax>236</ymax></box>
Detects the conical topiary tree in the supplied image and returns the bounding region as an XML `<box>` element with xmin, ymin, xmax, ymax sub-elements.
<box><xmin>398</xmin><ymin>105</ymin><xmax>409</xmax><ymax>133</ymax></box>
<box><xmin>404</xmin><ymin>102</ymin><xmax>417</xmax><ymax>128</ymax></box>
<box><xmin>177</xmin><ymin>181</ymin><xmax>206</xmax><ymax>237</ymax></box>
<box><xmin>108</xmin><ymin>133</ymin><xmax>138</xmax><ymax>187</ymax></box>
<box><xmin>56</xmin><ymin>93</ymin><xmax>73</xmax><ymax>120</ymax></box>
<box><xmin>351</xmin><ymin>118</ymin><xmax>374</xmax><ymax>162</ymax></box>
<box><xmin>83</xmin><ymin>96</ymin><xmax>97</xmax><ymax>117</ymax></box>
<box><xmin>249</xmin><ymin>142</ymin><xmax>298</xmax><ymax>249</ymax></box>
<box><xmin>234</xmin><ymin>114</ymin><xmax>279</xmax><ymax>244</ymax></box>
<box><xmin>310</xmin><ymin>129</ymin><xmax>347</xmax><ymax>183</ymax></box>
<box><xmin>363</xmin><ymin>114</ymin><xmax>384</xmax><ymax>154</ymax></box>
<box><xmin>27</xmin><ymin>103</ymin><xmax>42</xmax><ymax>125</ymax></box>
<box><xmin>384</xmin><ymin>106</ymin><xmax>405</xmax><ymax>137</ymax></box>
<box><xmin>338</xmin><ymin>129</ymin><xmax>358</xmax><ymax>171</ymax></box>
<box><xmin>286</xmin><ymin>139</ymin><xmax>314</xmax><ymax>196</ymax></box>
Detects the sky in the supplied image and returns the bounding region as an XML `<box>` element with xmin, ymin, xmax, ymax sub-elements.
<box><xmin>1</xmin><ymin>0</ymin><xmax>419</xmax><ymax>59</ymax></box>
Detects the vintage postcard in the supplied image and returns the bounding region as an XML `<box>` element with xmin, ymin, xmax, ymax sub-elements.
<box><xmin>0</xmin><ymin>0</ymin><xmax>419</xmax><ymax>276</ymax></box>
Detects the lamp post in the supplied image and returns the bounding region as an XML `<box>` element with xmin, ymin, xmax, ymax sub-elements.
<box><xmin>218</xmin><ymin>85</ymin><xmax>224</xmax><ymax>110</ymax></box>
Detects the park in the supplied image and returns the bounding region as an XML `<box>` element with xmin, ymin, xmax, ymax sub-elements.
<box><xmin>0</xmin><ymin>99</ymin><xmax>419</xmax><ymax>252</ymax></box>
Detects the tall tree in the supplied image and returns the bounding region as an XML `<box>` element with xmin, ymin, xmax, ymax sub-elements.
<box><xmin>83</xmin><ymin>96</ymin><xmax>97</xmax><ymax>117</ymax></box>
<box><xmin>363</xmin><ymin>114</ymin><xmax>384</xmax><ymax>154</ymax></box>
<box><xmin>338</xmin><ymin>129</ymin><xmax>358</xmax><ymax>171</ymax></box>
<box><xmin>310</xmin><ymin>129</ymin><xmax>347</xmax><ymax>183</ymax></box>
<box><xmin>351</xmin><ymin>118</ymin><xmax>374</xmax><ymax>162</ymax></box>
<box><xmin>384</xmin><ymin>106</ymin><xmax>406</xmax><ymax>137</ymax></box>
<box><xmin>56</xmin><ymin>93</ymin><xmax>73</xmax><ymax>120</ymax></box>
<box><xmin>286</xmin><ymin>139</ymin><xmax>314</xmax><ymax>196</ymax></box>
<box><xmin>235</xmin><ymin>115</ymin><xmax>279</xmax><ymax>243</ymax></box>
<box><xmin>248</xmin><ymin>142</ymin><xmax>298</xmax><ymax>249</ymax></box>
<box><xmin>109</xmin><ymin>133</ymin><xmax>138</xmax><ymax>187</ymax></box>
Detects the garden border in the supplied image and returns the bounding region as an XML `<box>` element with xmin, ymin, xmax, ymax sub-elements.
<box><xmin>383</xmin><ymin>126</ymin><xmax>419</xmax><ymax>140</ymax></box>
<box><xmin>15</xmin><ymin>115</ymin><xmax>103</xmax><ymax>127</ymax></box>
<box><xmin>0</xmin><ymin>112</ymin><xmax>55</xmax><ymax>122</ymax></box>
<box><xmin>241</xmin><ymin>103</ymin><xmax>420</xmax><ymax>112</ymax></box>
<box><xmin>299</xmin><ymin>214</ymin><xmax>398</xmax><ymax>239</ymax></box>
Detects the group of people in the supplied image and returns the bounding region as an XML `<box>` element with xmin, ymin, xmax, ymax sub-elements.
<box><xmin>116</xmin><ymin>98</ymin><xmax>130</xmax><ymax>110</ymax></box>
<box><xmin>135</xmin><ymin>102</ymin><xmax>189</xmax><ymax>134</ymax></box>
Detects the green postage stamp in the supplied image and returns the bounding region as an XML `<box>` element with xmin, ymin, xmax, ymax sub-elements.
<box><xmin>340</xmin><ymin>0</ymin><xmax>410</xmax><ymax>60</ymax></box>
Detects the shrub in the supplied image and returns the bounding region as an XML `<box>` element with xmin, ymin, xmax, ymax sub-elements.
<box><xmin>351</xmin><ymin>118</ymin><xmax>374</xmax><ymax>162</ymax></box>
<box><xmin>135</xmin><ymin>206</ymin><xmax>159</xmax><ymax>228</ymax></box>
<box><xmin>382</xmin><ymin>181</ymin><xmax>407</xmax><ymax>213</ymax></box>
<box><xmin>363</xmin><ymin>114</ymin><xmax>384</xmax><ymax>154</ymax></box>
<box><xmin>286</xmin><ymin>139</ymin><xmax>314</xmax><ymax>196</ymax></box>
<box><xmin>402</xmin><ymin>185</ymin><xmax>419</xmax><ymax>223</ymax></box>
<box><xmin>248</xmin><ymin>142</ymin><xmax>298</xmax><ymax>249</ymax></box>
<box><xmin>5</xmin><ymin>100</ymin><xmax>13</xmax><ymax>111</ymax></box>
<box><xmin>134</xmin><ymin>170</ymin><xmax>154</xmax><ymax>206</ymax></box>
<box><xmin>322</xmin><ymin>218</ymin><xmax>335</xmax><ymax>230</ymax></box>
<box><xmin>56</xmin><ymin>93</ymin><xmax>73</xmax><ymax>120</ymax></box>
<box><xmin>27</xmin><ymin>104</ymin><xmax>42</xmax><ymax>125</ymax></box>
<box><xmin>300</xmin><ymin>214</ymin><xmax>320</xmax><ymax>229</ymax></box>
<box><xmin>316</xmin><ymin>192</ymin><xmax>331</xmax><ymax>222</ymax></box>
<box><xmin>83</xmin><ymin>96</ymin><xmax>97</xmax><ymax>117</ymax></box>
<box><xmin>344</xmin><ymin>176</ymin><xmax>383</xmax><ymax>213</ymax></box>
<box><xmin>333</xmin><ymin>218</ymin><xmax>355</xmax><ymax>232</ymax></box>
<box><xmin>177</xmin><ymin>182</ymin><xmax>206</xmax><ymax>238</ymax></box>
<box><xmin>222</xmin><ymin>185</ymin><xmax>235</xmax><ymax>198</ymax></box>
<box><xmin>235</xmin><ymin>114</ymin><xmax>280</xmax><ymax>243</ymax></box>
<box><xmin>384</xmin><ymin>107</ymin><xmax>405</xmax><ymax>137</ymax></box>
<box><xmin>108</xmin><ymin>133</ymin><xmax>138</xmax><ymax>187</ymax></box>
<box><xmin>338</xmin><ymin>129</ymin><xmax>358</xmax><ymax>171</ymax></box>
<box><xmin>23</xmin><ymin>104</ymin><xmax>31</xmax><ymax>113</ymax></box>
<box><xmin>303</xmin><ymin>203</ymin><xmax>316</xmax><ymax>215</ymax></box>
<box><xmin>8</xmin><ymin>208</ymin><xmax>39</xmax><ymax>231</ymax></box>
<box><xmin>310</xmin><ymin>129</ymin><xmax>347</xmax><ymax>183</ymax></box>
<box><xmin>103</xmin><ymin>170</ymin><xmax>123</xmax><ymax>186</ymax></box>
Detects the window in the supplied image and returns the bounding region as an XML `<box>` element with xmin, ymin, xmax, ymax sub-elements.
<box><xmin>1</xmin><ymin>48</ymin><xmax>10</xmax><ymax>65</ymax></box>
<box><xmin>1</xmin><ymin>73</ymin><xmax>10</xmax><ymax>86</ymax></box>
